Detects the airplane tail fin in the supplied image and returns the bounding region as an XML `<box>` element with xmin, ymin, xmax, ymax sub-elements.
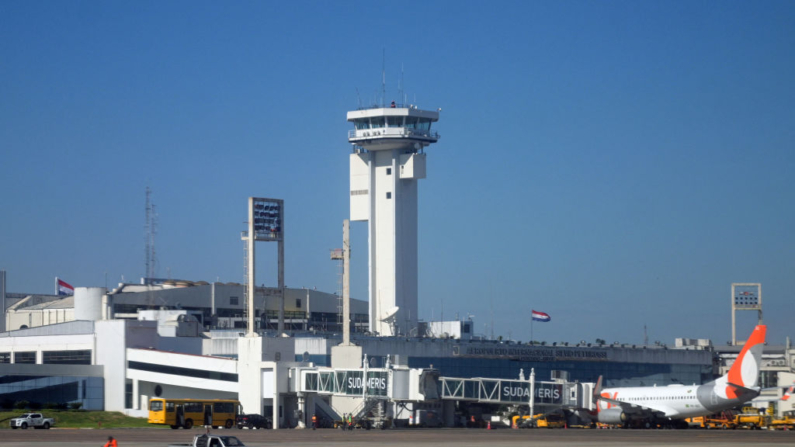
<box><xmin>724</xmin><ymin>325</ymin><xmax>766</xmax><ymax>398</ymax></box>
<box><xmin>783</xmin><ymin>384</ymin><xmax>795</xmax><ymax>402</ymax></box>
<box><xmin>593</xmin><ymin>375</ymin><xmax>603</xmax><ymax>408</ymax></box>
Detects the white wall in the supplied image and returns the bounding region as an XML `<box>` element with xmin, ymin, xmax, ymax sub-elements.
<box><xmin>6</xmin><ymin>308</ymin><xmax>74</xmax><ymax>331</ymax></box>
<box><xmin>95</xmin><ymin>320</ymin><xmax>128</xmax><ymax>411</ymax></box>
<box><xmin>350</xmin><ymin>152</ymin><xmax>370</xmax><ymax>222</ymax></box>
<box><xmin>372</xmin><ymin>150</ymin><xmax>395</xmax><ymax>336</ymax></box>
<box><xmin>238</xmin><ymin>336</ymin><xmax>264</xmax><ymax>418</ymax></box>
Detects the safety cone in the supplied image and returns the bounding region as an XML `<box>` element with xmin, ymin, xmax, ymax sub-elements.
<box><xmin>487</xmin><ymin>421</ymin><xmax>492</xmax><ymax>430</ymax></box>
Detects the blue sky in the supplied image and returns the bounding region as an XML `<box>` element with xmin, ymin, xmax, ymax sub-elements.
<box><xmin>1</xmin><ymin>1</ymin><xmax>793</xmax><ymax>346</ymax></box>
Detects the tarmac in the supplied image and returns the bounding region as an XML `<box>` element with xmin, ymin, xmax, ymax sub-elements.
<box><xmin>1</xmin><ymin>427</ymin><xmax>794</xmax><ymax>447</ymax></box>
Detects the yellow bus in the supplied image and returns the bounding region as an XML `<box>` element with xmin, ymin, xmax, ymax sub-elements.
<box><xmin>149</xmin><ymin>398</ymin><xmax>240</xmax><ymax>429</ymax></box>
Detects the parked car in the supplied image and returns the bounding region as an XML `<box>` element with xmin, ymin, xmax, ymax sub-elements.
<box><xmin>235</xmin><ymin>413</ymin><xmax>271</xmax><ymax>429</ymax></box>
<box><xmin>9</xmin><ymin>413</ymin><xmax>55</xmax><ymax>429</ymax></box>
<box><xmin>168</xmin><ymin>434</ymin><xmax>245</xmax><ymax>447</ymax></box>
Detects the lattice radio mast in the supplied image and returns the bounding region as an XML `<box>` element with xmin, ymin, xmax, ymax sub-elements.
<box><xmin>145</xmin><ymin>186</ymin><xmax>158</xmax><ymax>282</ymax></box>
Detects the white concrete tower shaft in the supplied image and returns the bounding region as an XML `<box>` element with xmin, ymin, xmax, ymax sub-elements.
<box><xmin>347</xmin><ymin>105</ymin><xmax>440</xmax><ymax>336</ymax></box>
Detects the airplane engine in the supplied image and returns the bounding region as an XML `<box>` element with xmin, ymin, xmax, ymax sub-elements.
<box><xmin>597</xmin><ymin>408</ymin><xmax>628</xmax><ymax>425</ymax></box>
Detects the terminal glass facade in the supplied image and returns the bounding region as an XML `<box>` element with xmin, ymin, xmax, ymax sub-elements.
<box><xmin>0</xmin><ymin>375</ymin><xmax>104</xmax><ymax>410</ymax></box>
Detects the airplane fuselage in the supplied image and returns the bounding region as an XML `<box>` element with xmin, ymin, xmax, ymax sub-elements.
<box><xmin>599</xmin><ymin>382</ymin><xmax>759</xmax><ymax>420</ymax></box>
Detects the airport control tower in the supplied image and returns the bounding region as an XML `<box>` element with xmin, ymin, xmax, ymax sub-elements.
<box><xmin>347</xmin><ymin>102</ymin><xmax>440</xmax><ymax>336</ymax></box>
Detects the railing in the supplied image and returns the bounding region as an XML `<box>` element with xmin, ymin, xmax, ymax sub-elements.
<box><xmin>348</xmin><ymin>128</ymin><xmax>439</xmax><ymax>140</ymax></box>
<box><xmin>354</xmin><ymin>102</ymin><xmax>413</xmax><ymax>110</ymax></box>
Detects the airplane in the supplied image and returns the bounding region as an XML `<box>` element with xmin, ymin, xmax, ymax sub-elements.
<box><xmin>593</xmin><ymin>324</ymin><xmax>766</xmax><ymax>429</ymax></box>
<box><xmin>784</xmin><ymin>384</ymin><xmax>795</xmax><ymax>402</ymax></box>
<box><xmin>751</xmin><ymin>381</ymin><xmax>795</xmax><ymax>404</ymax></box>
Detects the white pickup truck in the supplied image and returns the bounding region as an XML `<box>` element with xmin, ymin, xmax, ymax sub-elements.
<box><xmin>168</xmin><ymin>434</ymin><xmax>246</xmax><ymax>447</ymax></box>
<box><xmin>9</xmin><ymin>413</ymin><xmax>56</xmax><ymax>429</ymax></box>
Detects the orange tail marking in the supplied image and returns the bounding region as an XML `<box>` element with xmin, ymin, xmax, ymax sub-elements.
<box><xmin>726</xmin><ymin>325</ymin><xmax>766</xmax><ymax>399</ymax></box>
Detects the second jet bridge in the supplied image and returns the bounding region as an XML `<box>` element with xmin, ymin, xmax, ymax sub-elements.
<box><xmin>439</xmin><ymin>376</ymin><xmax>579</xmax><ymax>406</ymax></box>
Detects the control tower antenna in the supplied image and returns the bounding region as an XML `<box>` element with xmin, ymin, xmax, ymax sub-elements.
<box><xmin>381</xmin><ymin>48</ymin><xmax>386</xmax><ymax>107</ymax></box>
<box><xmin>399</xmin><ymin>63</ymin><xmax>405</xmax><ymax>105</ymax></box>
<box><xmin>355</xmin><ymin>87</ymin><xmax>362</xmax><ymax>109</ymax></box>
<box><xmin>346</xmin><ymin>89</ymin><xmax>441</xmax><ymax>336</ymax></box>
<box><xmin>144</xmin><ymin>186</ymin><xmax>158</xmax><ymax>282</ymax></box>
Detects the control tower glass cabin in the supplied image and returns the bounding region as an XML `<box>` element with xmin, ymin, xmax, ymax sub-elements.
<box><xmin>347</xmin><ymin>103</ymin><xmax>440</xmax><ymax>337</ymax></box>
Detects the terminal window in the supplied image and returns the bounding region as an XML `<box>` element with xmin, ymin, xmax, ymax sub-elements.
<box><xmin>14</xmin><ymin>351</ymin><xmax>36</xmax><ymax>364</ymax></box>
<box><xmin>386</xmin><ymin>168</ymin><xmax>392</xmax><ymax>175</ymax></box>
<box><xmin>230</xmin><ymin>296</ymin><xmax>239</xmax><ymax>306</ymax></box>
<box><xmin>0</xmin><ymin>352</ymin><xmax>10</xmax><ymax>363</ymax></box>
<box><xmin>43</xmin><ymin>350</ymin><xmax>92</xmax><ymax>365</ymax></box>
<box><xmin>387</xmin><ymin>192</ymin><xmax>392</xmax><ymax>199</ymax></box>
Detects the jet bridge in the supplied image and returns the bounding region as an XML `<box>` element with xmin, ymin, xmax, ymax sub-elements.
<box><xmin>438</xmin><ymin>376</ymin><xmax>580</xmax><ymax>406</ymax></box>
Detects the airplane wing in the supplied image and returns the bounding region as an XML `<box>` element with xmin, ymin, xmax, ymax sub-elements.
<box><xmin>597</xmin><ymin>394</ymin><xmax>674</xmax><ymax>418</ymax></box>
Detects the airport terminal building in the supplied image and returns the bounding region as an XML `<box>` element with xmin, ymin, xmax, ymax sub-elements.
<box><xmin>3</xmin><ymin>280</ymin><xmax>791</xmax><ymax>427</ymax></box>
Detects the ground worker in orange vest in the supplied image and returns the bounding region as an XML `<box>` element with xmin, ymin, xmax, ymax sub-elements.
<box><xmin>103</xmin><ymin>436</ymin><xmax>118</xmax><ymax>447</ymax></box>
<box><xmin>312</xmin><ymin>413</ymin><xmax>317</xmax><ymax>430</ymax></box>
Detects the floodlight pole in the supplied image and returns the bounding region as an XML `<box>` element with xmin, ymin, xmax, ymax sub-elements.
<box><xmin>247</xmin><ymin>198</ymin><xmax>257</xmax><ymax>337</ymax></box>
<box><xmin>278</xmin><ymin>211</ymin><xmax>285</xmax><ymax>334</ymax></box>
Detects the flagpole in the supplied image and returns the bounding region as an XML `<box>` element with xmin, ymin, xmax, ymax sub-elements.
<box><xmin>531</xmin><ymin>317</ymin><xmax>534</xmax><ymax>344</ymax></box>
<box><xmin>55</xmin><ymin>277</ymin><xmax>58</xmax><ymax>295</ymax></box>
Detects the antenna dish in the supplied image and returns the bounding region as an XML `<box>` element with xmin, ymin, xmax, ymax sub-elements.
<box><xmin>380</xmin><ymin>306</ymin><xmax>400</xmax><ymax>323</ymax></box>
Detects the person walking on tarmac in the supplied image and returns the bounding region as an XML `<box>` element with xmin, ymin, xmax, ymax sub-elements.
<box><xmin>348</xmin><ymin>414</ymin><xmax>353</xmax><ymax>431</ymax></box>
<box><xmin>103</xmin><ymin>436</ymin><xmax>118</xmax><ymax>447</ymax></box>
<box><xmin>311</xmin><ymin>413</ymin><xmax>317</xmax><ymax>430</ymax></box>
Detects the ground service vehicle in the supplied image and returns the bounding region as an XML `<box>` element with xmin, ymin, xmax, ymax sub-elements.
<box><xmin>410</xmin><ymin>409</ymin><xmax>443</xmax><ymax>428</ymax></box>
<box><xmin>686</xmin><ymin>411</ymin><xmax>737</xmax><ymax>429</ymax></box>
<box><xmin>149</xmin><ymin>398</ymin><xmax>240</xmax><ymax>429</ymax></box>
<box><xmin>705</xmin><ymin>415</ymin><xmax>736</xmax><ymax>429</ymax></box>
<box><xmin>235</xmin><ymin>413</ymin><xmax>271</xmax><ymax>429</ymax></box>
<box><xmin>512</xmin><ymin>415</ymin><xmax>531</xmax><ymax>428</ymax></box>
<box><xmin>334</xmin><ymin>417</ymin><xmax>373</xmax><ymax>430</ymax></box>
<box><xmin>9</xmin><ymin>413</ymin><xmax>55</xmax><ymax>429</ymax></box>
<box><xmin>534</xmin><ymin>412</ymin><xmax>566</xmax><ymax>428</ymax></box>
<box><xmin>769</xmin><ymin>410</ymin><xmax>795</xmax><ymax>430</ymax></box>
<box><xmin>733</xmin><ymin>411</ymin><xmax>769</xmax><ymax>429</ymax></box>
<box><xmin>513</xmin><ymin>413</ymin><xmax>565</xmax><ymax>428</ymax></box>
<box><xmin>168</xmin><ymin>434</ymin><xmax>245</xmax><ymax>447</ymax></box>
